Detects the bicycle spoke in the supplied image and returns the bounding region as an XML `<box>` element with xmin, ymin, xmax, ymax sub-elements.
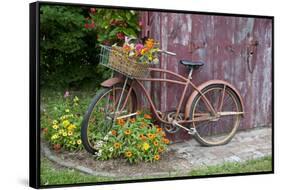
<box><xmin>191</xmin><ymin>86</ymin><xmax>241</xmax><ymax>145</ymax></box>
<box><xmin>84</xmin><ymin>86</ymin><xmax>135</xmax><ymax>151</ymax></box>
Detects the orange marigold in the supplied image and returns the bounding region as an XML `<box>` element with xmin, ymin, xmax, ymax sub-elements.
<box><xmin>114</xmin><ymin>142</ymin><xmax>121</xmax><ymax>149</ymax></box>
<box><xmin>145</xmin><ymin>38</ymin><xmax>155</xmax><ymax>49</ymax></box>
<box><xmin>144</xmin><ymin>114</ymin><xmax>152</xmax><ymax>119</ymax></box>
<box><xmin>140</xmin><ymin>47</ymin><xmax>149</xmax><ymax>55</ymax></box>
<box><xmin>163</xmin><ymin>138</ymin><xmax>170</xmax><ymax>144</ymax></box>
<box><xmin>156</xmin><ymin>127</ymin><xmax>162</xmax><ymax>133</ymax></box>
<box><xmin>153</xmin><ymin>141</ymin><xmax>159</xmax><ymax>146</ymax></box>
<box><xmin>124</xmin><ymin>129</ymin><xmax>131</xmax><ymax>135</ymax></box>
<box><xmin>123</xmin><ymin>44</ymin><xmax>131</xmax><ymax>52</ymax></box>
<box><xmin>158</xmin><ymin>146</ymin><xmax>164</xmax><ymax>153</ymax></box>
<box><xmin>111</xmin><ymin>130</ymin><xmax>117</xmax><ymax>136</ymax></box>
<box><xmin>129</xmin><ymin>118</ymin><xmax>136</xmax><ymax>123</ymax></box>
<box><xmin>154</xmin><ymin>154</ymin><xmax>160</xmax><ymax>161</ymax></box>
<box><xmin>147</xmin><ymin>133</ymin><xmax>154</xmax><ymax>139</ymax></box>
<box><xmin>117</xmin><ymin>119</ymin><xmax>125</xmax><ymax>126</ymax></box>
<box><xmin>125</xmin><ymin>151</ymin><xmax>133</xmax><ymax>158</ymax></box>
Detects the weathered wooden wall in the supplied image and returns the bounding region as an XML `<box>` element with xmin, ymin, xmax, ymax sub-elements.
<box><xmin>139</xmin><ymin>12</ymin><xmax>272</xmax><ymax>141</ymax></box>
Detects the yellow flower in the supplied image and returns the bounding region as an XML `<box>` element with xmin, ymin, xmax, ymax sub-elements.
<box><xmin>73</xmin><ymin>96</ymin><xmax>79</xmax><ymax>102</ymax></box>
<box><xmin>68</xmin><ymin>124</ymin><xmax>76</xmax><ymax>130</ymax></box>
<box><xmin>142</xmin><ymin>142</ymin><xmax>150</xmax><ymax>151</ymax></box>
<box><xmin>62</xmin><ymin>120</ymin><xmax>70</xmax><ymax>127</ymax></box>
<box><xmin>52</xmin><ymin>124</ymin><xmax>59</xmax><ymax>130</ymax></box>
<box><xmin>154</xmin><ymin>154</ymin><xmax>160</xmax><ymax>161</ymax></box>
<box><xmin>52</xmin><ymin>120</ymin><xmax>58</xmax><ymax>125</ymax></box>
<box><xmin>51</xmin><ymin>134</ymin><xmax>58</xmax><ymax>140</ymax></box>
<box><xmin>58</xmin><ymin>129</ymin><xmax>64</xmax><ymax>134</ymax></box>
<box><xmin>62</xmin><ymin>132</ymin><xmax>67</xmax><ymax>137</ymax></box>
<box><xmin>65</xmin><ymin>109</ymin><xmax>70</xmax><ymax>113</ymax></box>
<box><xmin>77</xmin><ymin>140</ymin><xmax>82</xmax><ymax>145</ymax></box>
<box><xmin>68</xmin><ymin>131</ymin><xmax>73</xmax><ymax>136</ymax></box>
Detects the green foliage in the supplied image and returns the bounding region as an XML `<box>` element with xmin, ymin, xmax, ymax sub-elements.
<box><xmin>95</xmin><ymin>113</ymin><xmax>169</xmax><ymax>164</ymax></box>
<box><xmin>40</xmin><ymin>5</ymin><xmax>110</xmax><ymax>89</ymax></box>
<box><xmin>89</xmin><ymin>8</ymin><xmax>140</xmax><ymax>45</ymax></box>
<box><xmin>42</xmin><ymin>92</ymin><xmax>85</xmax><ymax>151</ymax></box>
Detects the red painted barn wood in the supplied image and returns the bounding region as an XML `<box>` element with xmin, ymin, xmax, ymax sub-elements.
<box><xmin>139</xmin><ymin>12</ymin><xmax>272</xmax><ymax>142</ymax></box>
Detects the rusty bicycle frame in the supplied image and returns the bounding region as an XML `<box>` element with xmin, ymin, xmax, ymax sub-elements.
<box><xmin>102</xmin><ymin>66</ymin><xmax>244</xmax><ymax>133</ymax></box>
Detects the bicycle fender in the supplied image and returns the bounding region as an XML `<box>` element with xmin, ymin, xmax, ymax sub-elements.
<box><xmin>184</xmin><ymin>80</ymin><xmax>245</xmax><ymax>119</ymax></box>
<box><xmin>100</xmin><ymin>77</ymin><xmax>124</xmax><ymax>88</ymax></box>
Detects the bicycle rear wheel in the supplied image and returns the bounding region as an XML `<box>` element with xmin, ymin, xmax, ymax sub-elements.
<box><xmin>81</xmin><ymin>85</ymin><xmax>137</xmax><ymax>154</ymax></box>
<box><xmin>189</xmin><ymin>84</ymin><xmax>242</xmax><ymax>146</ymax></box>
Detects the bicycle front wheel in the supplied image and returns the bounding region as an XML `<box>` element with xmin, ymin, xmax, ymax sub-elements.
<box><xmin>81</xmin><ymin>85</ymin><xmax>137</xmax><ymax>154</ymax></box>
<box><xmin>190</xmin><ymin>84</ymin><xmax>242</xmax><ymax>146</ymax></box>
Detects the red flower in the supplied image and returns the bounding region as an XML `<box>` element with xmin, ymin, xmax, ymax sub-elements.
<box><xmin>84</xmin><ymin>23</ymin><xmax>89</xmax><ymax>29</ymax></box>
<box><xmin>116</xmin><ymin>32</ymin><xmax>125</xmax><ymax>40</ymax></box>
<box><xmin>89</xmin><ymin>20</ymin><xmax>95</xmax><ymax>29</ymax></box>
<box><xmin>90</xmin><ymin>8</ymin><xmax>96</xmax><ymax>13</ymax></box>
<box><xmin>102</xmin><ymin>40</ymin><xmax>110</xmax><ymax>46</ymax></box>
<box><xmin>110</xmin><ymin>19</ymin><xmax>116</xmax><ymax>26</ymax></box>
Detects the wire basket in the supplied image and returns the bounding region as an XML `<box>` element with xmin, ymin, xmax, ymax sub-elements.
<box><xmin>99</xmin><ymin>45</ymin><xmax>153</xmax><ymax>78</ymax></box>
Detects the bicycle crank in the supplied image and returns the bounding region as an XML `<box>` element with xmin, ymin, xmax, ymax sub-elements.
<box><xmin>172</xmin><ymin>120</ymin><xmax>197</xmax><ymax>135</ymax></box>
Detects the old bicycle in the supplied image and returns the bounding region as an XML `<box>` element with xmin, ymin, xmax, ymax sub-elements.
<box><xmin>81</xmin><ymin>44</ymin><xmax>244</xmax><ymax>154</ymax></box>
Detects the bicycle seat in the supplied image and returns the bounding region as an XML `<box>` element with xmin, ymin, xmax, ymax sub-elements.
<box><xmin>179</xmin><ymin>60</ymin><xmax>204</xmax><ymax>69</ymax></box>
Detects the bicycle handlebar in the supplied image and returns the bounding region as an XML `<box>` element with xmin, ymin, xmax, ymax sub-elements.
<box><xmin>158</xmin><ymin>50</ymin><xmax>177</xmax><ymax>56</ymax></box>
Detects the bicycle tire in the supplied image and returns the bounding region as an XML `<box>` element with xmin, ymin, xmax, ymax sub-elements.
<box><xmin>189</xmin><ymin>84</ymin><xmax>242</xmax><ymax>146</ymax></box>
<box><xmin>81</xmin><ymin>85</ymin><xmax>137</xmax><ymax>154</ymax></box>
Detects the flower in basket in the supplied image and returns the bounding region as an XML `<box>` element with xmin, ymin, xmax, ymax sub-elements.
<box><xmin>121</xmin><ymin>37</ymin><xmax>160</xmax><ymax>64</ymax></box>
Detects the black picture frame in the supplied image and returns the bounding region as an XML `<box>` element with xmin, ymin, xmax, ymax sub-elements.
<box><xmin>30</xmin><ymin>1</ymin><xmax>274</xmax><ymax>189</ymax></box>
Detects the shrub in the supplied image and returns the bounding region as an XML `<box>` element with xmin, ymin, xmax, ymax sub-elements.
<box><xmin>40</xmin><ymin>5</ymin><xmax>109</xmax><ymax>89</ymax></box>
<box><xmin>95</xmin><ymin>113</ymin><xmax>170</xmax><ymax>164</ymax></box>
<box><xmin>88</xmin><ymin>8</ymin><xmax>141</xmax><ymax>46</ymax></box>
<box><xmin>40</xmin><ymin>5</ymin><xmax>140</xmax><ymax>89</ymax></box>
<box><xmin>42</xmin><ymin>93</ymin><xmax>84</xmax><ymax>152</ymax></box>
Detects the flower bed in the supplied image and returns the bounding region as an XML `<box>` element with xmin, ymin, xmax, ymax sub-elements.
<box><xmin>42</xmin><ymin>93</ymin><xmax>84</xmax><ymax>152</ymax></box>
<box><xmin>94</xmin><ymin>113</ymin><xmax>169</xmax><ymax>164</ymax></box>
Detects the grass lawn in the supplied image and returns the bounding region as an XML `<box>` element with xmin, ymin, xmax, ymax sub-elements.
<box><xmin>188</xmin><ymin>156</ymin><xmax>272</xmax><ymax>176</ymax></box>
<box><xmin>40</xmin><ymin>157</ymin><xmax>113</xmax><ymax>186</ymax></box>
<box><xmin>40</xmin><ymin>156</ymin><xmax>272</xmax><ymax>186</ymax></box>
